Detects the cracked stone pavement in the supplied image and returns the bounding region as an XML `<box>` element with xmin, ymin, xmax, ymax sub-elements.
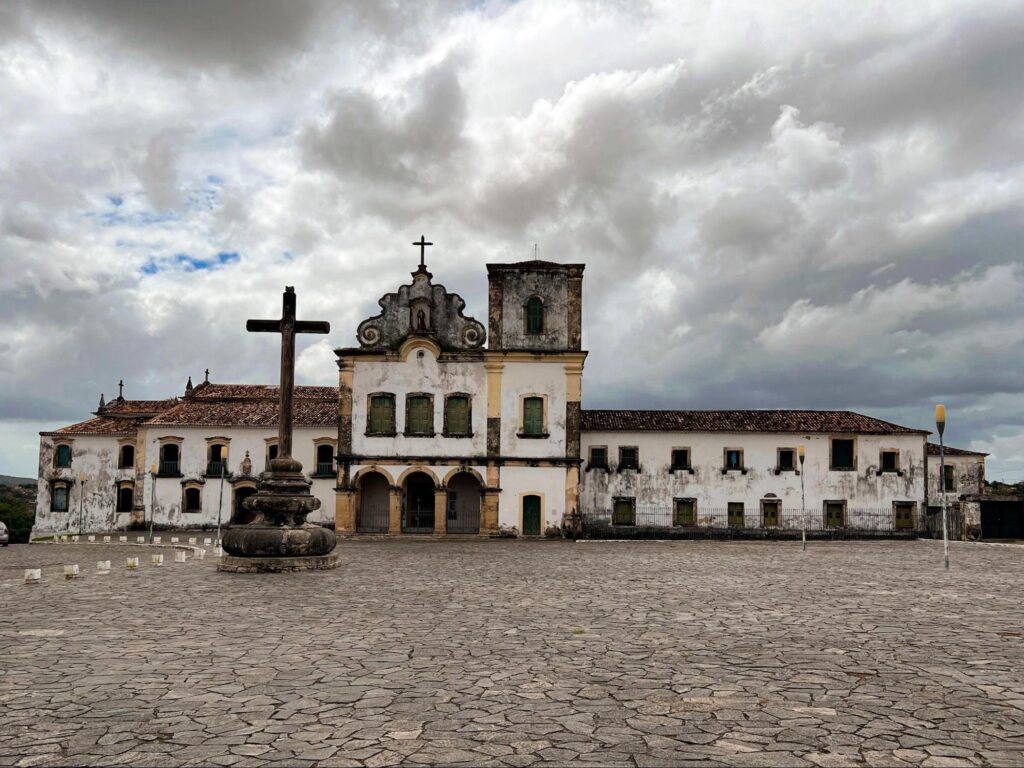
<box><xmin>1</xmin><ymin>539</ymin><xmax>1023</xmax><ymax>767</ymax></box>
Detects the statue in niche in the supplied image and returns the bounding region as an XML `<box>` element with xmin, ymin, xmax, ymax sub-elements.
<box><xmin>416</xmin><ymin>308</ymin><xmax>428</xmax><ymax>331</ymax></box>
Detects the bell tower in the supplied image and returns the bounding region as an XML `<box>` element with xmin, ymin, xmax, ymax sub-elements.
<box><xmin>486</xmin><ymin>260</ymin><xmax>585</xmax><ymax>352</ymax></box>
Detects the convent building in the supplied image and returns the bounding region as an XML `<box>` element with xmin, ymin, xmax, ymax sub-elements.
<box><xmin>32</xmin><ymin>256</ymin><xmax>985</xmax><ymax>538</ymax></box>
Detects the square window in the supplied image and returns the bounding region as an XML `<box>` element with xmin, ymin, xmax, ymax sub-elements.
<box><xmin>725</xmin><ymin>449</ymin><xmax>743</xmax><ymax>470</ymax></box>
<box><xmin>881</xmin><ymin>450</ymin><xmax>899</xmax><ymax>472</ymax></box>
<box><xmin>824</xmin><ymin>501</ymin><xmax>846</xmax><ymax>527</ymax></box>
<box><xmin>368</xmin><ymin>394</ymin><xmax>396</xmax><ymax>435</ymax></box>
<box><xmin>671</xmin><ymin>449</ymin><xmax>690</xmax><ymax>470</ymax></box>
<box><xmin>673</xmin><ymin>498</ymin><xmax>695</xmax><ymax>526</ymax></box>
<box><xmin>619</xmin><ymin>447</ymin><xmax>638</xmax><ymax>471</ymax></box>
<box><xmin>612</xmin><ymin>498</ymin><xmax>636</xmax><ymax>526</ymax></box>
<box><xmin>831</xmin><ymin>439</ymin><xmax>855</xmax><ymax>470</ymax></box>
<box><xmin>777</xmin><ymin>449</ymin><xmax>795</xmax><ymax>471</ymax></box>
<box><xmin>589</xmin><ymin>447</ymin><xmax>607</xmax><ymax>469</ymax></box>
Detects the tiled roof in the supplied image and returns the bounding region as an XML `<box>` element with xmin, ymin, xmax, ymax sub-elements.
<box><xmin>189</xmin><ymin>383</ymin><xmax>338</xmax><ymax>401</ymax></box>
<box><xmin>581</xmin><ymin>409</ymin><xmax>929</xmax><ymax>435</ymax></box>
<box><xmin>147</xmin><ymin>397</ymin><xmax>337</xmax><ymax>428</ymax></box>
<box><xmin>42</xmin><ymin>416</ymin><xmax>148</xmax><ymax>437</ymax></box>
<box><xmin>927</xmin><ymin>442</ymin><xmax>988</xmax><ymax>457</ymax></box>
<box><xmin>101</xmin><ymin>398</ymin><xmax>179</xmax><ymax>415</ymax></box>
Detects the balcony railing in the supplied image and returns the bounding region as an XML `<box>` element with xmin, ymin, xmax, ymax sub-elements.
<box><xmin>158</xmin><ymin>460</ymin><xmax>181</xmax><ymax>477</ymax></box>
<box><xmin>206</xmin><ymin>460</ymin><xmax>227</xmax><ymax>477</ymax></box>
<box><xmin>582</xmin><ymin>506</ymin><xmax>916</xmax><ymax>538</ymax></box>
<box><xmin>313</xmin><ymin>462</ymin><xmax>335</xmax><ymax>477</ymax></box>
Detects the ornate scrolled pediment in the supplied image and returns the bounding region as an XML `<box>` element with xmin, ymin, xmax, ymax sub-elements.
<box><xmin>356</xmin><ymin>266</ymin><xmax>486</xmax><ymax>351</ymax></box>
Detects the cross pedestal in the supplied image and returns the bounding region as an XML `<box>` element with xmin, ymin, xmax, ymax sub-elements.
<box><xmin>219</xmin><ymin>287</ymin><xmax>340</xmax><ymax>571</ymax></box>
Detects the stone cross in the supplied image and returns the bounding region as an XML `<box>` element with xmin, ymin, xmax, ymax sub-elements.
<box><xmin>247</xmin><ymin>287</ymin><xmax>329</xmax><ymax>461</ymax></box>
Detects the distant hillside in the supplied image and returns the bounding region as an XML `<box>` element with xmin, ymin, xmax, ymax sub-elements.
<box><xmin>0</xmin><ymin>482</ymin><xmax>35</xmax><ymax>543</ymax></box>
<box><xmin>0</xmin><ymin>474</ymin><xmax>35</xmax><ymax>488</ymax></box>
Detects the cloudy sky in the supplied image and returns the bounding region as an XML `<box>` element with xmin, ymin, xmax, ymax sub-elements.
<box><xmin>1</xmin><ymin>0</ymin><xmax>1023</xmax><ymax>480</ymax></box>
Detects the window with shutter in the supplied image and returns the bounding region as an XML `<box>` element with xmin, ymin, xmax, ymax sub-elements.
<box><xmin>445</xmin><ymin>396</ymin><xmax>470</xmax><ymax>436</ymax></box>
<box><xmin>52</xmin><ymin>485</ymin><xmax>69</xmax><ymax>512</ymax></box>
<box><xmin>368</xmin><ymin>395</ymin><xmax>396</xmax><ymax>435</ymax></box>
<box><xmin>525</xmin><ymin>296</ymin><xmax>544</xmax><ymax>334</ymax></box>
<box><xmin>612</xmin><ymin>498</ymin><xmax>636</xmax><ymax>526</ymax></box>
<box><xmin>55</xmin><ymin>444</ymin><xmax>72</xmax><ymax>468</ymax></box>
<box><xmin>824</xmin><ymin>501</ymin><xmax>846</xmax><ymax>527</ymax></box>
<box><xmin>522</xmin><ymin>397</ymin><xmax>544</xmax><ymax>435</ymax></box>
<box><xmin>407</xmin><ymin>395</ymin><xmax>433</xmax><ymax>435</ymax></box>
<box><xmin>673</xmin><ymin>498</ymin><xmax>695</xmax><ymax>526</ymax></box>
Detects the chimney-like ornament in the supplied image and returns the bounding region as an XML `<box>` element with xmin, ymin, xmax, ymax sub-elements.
<box><xmin>185</xmin><ymin>376</ymin><xmax>194</xmax><ymax>397</ymax></box>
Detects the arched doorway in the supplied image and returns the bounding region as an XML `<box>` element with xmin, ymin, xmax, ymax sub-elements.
<box><xmin>446</xmin><ymin>472</ymin><xmax>481</xmax><ymax>534</ymax></box>
<box><xmin>403</xmin><ymin>472</ymin><xmax>435</xmax><ymax>533</ymax></box>
<box><xmin>358</xmin><ymin>472</ymin><xmax>390</xmax><ymax>533</ymax></box>
<box><xmin>231</xmin><ymin>485</ymin><xmax>258</xmax><ymax>525</ymax></box>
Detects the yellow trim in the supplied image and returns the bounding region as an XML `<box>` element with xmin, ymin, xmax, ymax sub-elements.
<box><xmin>399</xmin><ymin>336</ymin><xmax>442</xmax><ymax>361</ymax></box>
<box><xmin>485</xmin><ymin>350</ymin><xmax>587</xmax><ymax>364</ymax></box>
<box><xmin>518</xmin><ymin>393</ymin><xmax>549</xmax><ymax>434</ymax></box>
<box><xmin>485</xmin><ymin>361</ymin><xmax>504</xmax><ymax>419</ymax></box>
<box><xmin>564</xmin><ymin>361</ymin><xmax>584</xmax><ymax>402</ymax></box>
<box><xmin>352</xmin><ymin>465</ymin><xmax>396</xmax><ymax>486</ymax></box>
<box><xmin>442</xmin><ymin>466</ymin><xmax>486</xmax><ymax>487</ymax></box>
<box><xmin>396</xmin><ymin>465</ymin><xmax>441</xmax><ymax>487</ymax></box>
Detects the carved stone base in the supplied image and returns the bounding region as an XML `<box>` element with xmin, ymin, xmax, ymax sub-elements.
<box><xmin>218</xmin><ymin>551</ymin><xmax>342</xmax><ymax>573</ymax></box>
<box><xmin>222</xmin><ymin>523</ymin><xmax>336</xmax><ymax>558</ymax></box>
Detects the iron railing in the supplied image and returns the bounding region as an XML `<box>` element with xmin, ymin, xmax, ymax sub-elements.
<box><xmin>314</xmin><ymin>462</ymin><xmax>335</xmax><ymax>476</ymax></box>
<box><xmin>206</xmin><ymin>460</ymin><xmax>226</xmax><ymax>477</ymax></box>
<box><xmin>582</xmin><ymin>506</ymin><xmax>918</xmax><ymax>537</ymax></box>
<box><xmin>158</xmin><ymin>460</ymin><xmax>181</xmax><ymax>476</ymax></box>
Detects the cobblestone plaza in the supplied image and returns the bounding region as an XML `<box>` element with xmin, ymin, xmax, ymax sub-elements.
<box><xmin>2</xmin><ymin>539</ymin><xmax>1023</xmax><ymax>767</ymax></box>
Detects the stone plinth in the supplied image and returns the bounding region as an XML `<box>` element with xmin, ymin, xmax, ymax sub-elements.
<box><xmin>218</xmin><ymin>551</ymin><xmax>342</xmax><ymax>573</ymax></box>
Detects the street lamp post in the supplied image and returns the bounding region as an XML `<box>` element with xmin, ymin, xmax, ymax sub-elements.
<box><xmin>216</xmin><ymin>446</ymin><xmax>228</xmax><ymax>547</ymax></box>
<box><xmin>78</xmin><ymin>472</ymin><xmax>87</xmax><ymax>534</ymax></box>
<box><xmin>799</xmin><ymin>445</ymin><xmax>806</xmax><ymax>551</ymax></box>
<box><xmin>936</xmin><ymin>404</ymin><xmax>949</xmax><ymax>570</ymax></box>
<box><xmin>149</xmin><ymin>463</ymin><xmax>157</xmax><ymax>544</ymax></box>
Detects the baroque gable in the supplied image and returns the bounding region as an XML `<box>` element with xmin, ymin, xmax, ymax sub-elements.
<box><xmin>356</xmin><ymin>264</ymin><xmax>486</xmax><ymax>351</ymax></box>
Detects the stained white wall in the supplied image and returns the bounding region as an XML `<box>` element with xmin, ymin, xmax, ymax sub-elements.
<box><xmin>499</xmin><ymin>361</ymin><xmax>567</xmax><ymax>458</ymax></box>
<box><xmin>352</xmin><ymin>348</ymin><xmax>487</xmax><ymax>457</ymax></box>
<box><xmin>928</xmin><ymin>453</ymin><xmax>985</xmax><ymax>501</ymax></box>
<box><xmin>498</xmin><ymin>465</ymin><xmax>566</xmax><ymax>531</ymax></box>
<box><xmin>579</xmin><ymin>431</ymin><xmax>927</xmax><ymax>514</ymax></box>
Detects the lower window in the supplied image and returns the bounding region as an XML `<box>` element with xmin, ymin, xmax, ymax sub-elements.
<box><xmin>824</xmin><ymin>500</ymin><xmax>846</xmax><ymax>528</ymax></box>
<box><xmin>612</xmin><ymin>498</ymin><xmax>636</xmax><ymax>526</ymax></box>
<box><xmin>728</xmin><ymin>502</ymin><xmax>744</xmax><ymax>527</ymax></box>
<box><xmin>894</xmin><ymin>501</ymin><xmax>915</xmax><ymax>530</ymax></box>
<box><xmin>673</xmin><ymin>498</ymin><xmax>696</xmax><ymax>526</ymax></box>
<box><xmin>761</xmin><ymin>499</ymin><xmax>781</xmax><ymax>527</ymax></box>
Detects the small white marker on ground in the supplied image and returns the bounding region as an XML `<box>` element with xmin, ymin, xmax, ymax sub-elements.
<box><xmin>24</xmin><ymin>569</ymin><xmax>42</xmax><ymax>584</ymax></box>
<box><xmin>188</xmin><ymin>537</ymin><xmax>197</xmax><ymax>545</ymax></box>
<box><xmin>71</xmin><ymin>535</ymin><xmax>79</xmax><ymax>542</ymax></box>
<box><xmin>102</xmin><ymin>535</ymin><xmax>111</xmax><ymax>543</ymax></box>
<box><xmin>119</xmin><ymin>536</ymin><xmax>127</xmax><ymax>543</ymax></box>
<box><xmin>153</xmin><ymin>536</ymin><xmax>162</xmax><ymax>544</ymax></box>
<box><xmin>64</xmin><ymin>564</ymin><xmax>80</xmax><ymax>580</ymax></box>
<box><xmin>126</xmin><ymin>557</ymin><xmax>139</xmax><ymax>570</ymax></box>
<box><xmin>170</xmin><ymin>536</ymin><xmax>179</xmax><ymax>543</ymax></box>
<box><xmin>174</xmin><ymin>550</ymin><xmax>187</xmax><ymax>563</ymax></box>
<box><xmin>194</xmin><ymin>549</ymin><xmax>205</xmax><ymax>560</ymax></box>
<box><xmin>87</xmin><ymin>535</ymin><xmax>95</xmax><ymax>542</ymax></box>
<box><xmin>203</xmin><ymin>537</ymin><xmax>212</xmax><ymax>545</ymax></box>
<box><xmin>96</xmin><ymin>560</ymin><xmax>111</xmax><ymax>573</ymax></box>
<box><xmin>152</xmin><ymin>554</ymin><xmax>164</xmax><ymax>567</ymax></box>
<box><xmin>136</xmin><ymin>536</ymin><xmax>145</xmax><ymax>543</ymax></box>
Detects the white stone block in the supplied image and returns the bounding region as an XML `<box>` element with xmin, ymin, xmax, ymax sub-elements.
<box><xmin>96</xmin><ymin>560</ymin><xmax>111</xmax><ymax>573</ymax></box>
<box><xmin>71</xmin><ymin>535</ymin><xmax>79</xmax><ymax>542</ymax></box>
<box><xmin>119</xmin><ymin>536</ymin><xmax>127</xmax><ymax>543</ymax></box>
<box><xmin>137</xmin><ymin>536</ymin><xmax>145</xmax><ymax>543</ymax></box>
<box><xmin>64</xmin><ymin>564</ymin><xmax>80</xmax><ymax>580</ymax></box>
<box><xmin>126</xmin><ymin>557</ymin><xmax>139</xmax><ymax>570</ymax></box>
<box><xmin>188</xmin><ymin>537</ymin><xmax>197</xmax><ymax>545</ymax></box>
<box><xmin>194</xmin><ymin>549</ymin><xmax>205</xmax><ymax>560</ymax></box>
<box><xmin>102</xmin><ymin>535</ymin><xmax>111</xmax><ymax>543</ymax></box>
<box><xmin>151</xmin><ymin>554</ymin><xmax>164</xmax><ymax>567</ymax></box>
<box><xmin>153</xmin><ymin>536</ymin><xmax>162</xmax><ymax>544</ymax></box>
<box><xmin>87</xmin><ymin>535</ymin><xmax>95</xmax><ymax>542</ymax></box>
<box><xmin>24</xmin><ymin>569</ymin><xmax>42</xmax><ymax>584</ymax></box>
<box><xmin>170</xmin><ymin>536</ymin><xmax>179</xmax><ymax>543</ymax></box>
<box><xmin>174</xmin><ymin>550</ymin><xmax>187</xmax><ymax>563</ymax></box>
<box><xmin>204</xmin><ymin>537</ymin><xmax>212</xmax><ymax>545</ymax></box>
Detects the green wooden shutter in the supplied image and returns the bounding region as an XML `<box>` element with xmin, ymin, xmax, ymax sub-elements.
<box><xmin>525</xmin><ymin>297</ymin><xmax>544</xmax><ymax>333</ymax></box>
<box><xmin>523</xmin><ymin>397</ymin><xmax>544</xmax><ymax>435</ymax></box>
<box><xmin>369</xmin><ymin>396</ymin><xmax>394</xmax><ymax>434</ymax></box>
<box><xmin>674</xmin><ymin>499</ymin><xmax>695</xmax><ymax>526</ymax></box>
<box><xmin>408</xmin><ymin>396</ymin><xmax>432</xmax><ymax>434</ymax></box>
<box><xmin>446</xmin><ymin>397</ymin><xmax>469</xmax><ymax>435</ymax></box>
<box><xmin>728</xmin><ymin>502</ymin><xmax>744</xmax><ymax>527</ymax></box>
<box><xmin>613</xmin><ymin>498</ymin><xmax>636</xmax><ymax>526</ymax></box>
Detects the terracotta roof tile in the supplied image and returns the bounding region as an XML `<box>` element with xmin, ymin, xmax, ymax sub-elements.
<box><xmin>189</xmin><ymin>383</ymin><xmax>338</xmax><ymax>400</ymax></box>
<box><xmin>101</xmin><ymin>398</ymin><xmax>179</xmax><ymax>415</ymax></box>
<box><xmin>581</xmin><ymin>409</ymin><xmax>929</xmax><ymax>435</ymax></box>
<box><xmin>42</xmin><ymin>416</ymin><xmax>147</xmax><ymax>437</ymax></box>
<box><xmin>927</xmin><ymin>442</ymin><xmax>988</xmax><ymax>457</ymax></box>
<box><xmin>148</xmin><ymin>387</ymin><xmax>337</xmax><ymax>427</ymax></box>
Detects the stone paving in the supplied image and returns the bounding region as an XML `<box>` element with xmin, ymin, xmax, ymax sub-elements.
<box><xmin>1</xmin><ymin>539</ymin><xmax>1024</xmax><ymax>767</ymax></box>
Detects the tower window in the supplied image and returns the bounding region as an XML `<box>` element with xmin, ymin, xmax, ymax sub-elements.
<box><xmin>525</xmin><ymin>296</ymin><xmax>544</xmax><ymax>334</ymax></box>
<box><xmin>55</xmin><ymin>444</ymin><xmax>72</xmax><ymax>469</ymax></box>
<box><xmin>522</xmin><ymin>397</ymin><xmax>545</xmax><ymax>436</ymax></box>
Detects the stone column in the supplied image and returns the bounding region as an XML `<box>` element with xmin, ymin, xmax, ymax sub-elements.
<box><xmin>485</xmin><ymin>360</ymin><xmax>504</xmax><ymax>456</ymax></box>
<box><xmin>388</xmin><ymin>486</ymin><xmax>402</xmax><ymax>535</ymax></box>
<box><xmin>335</xmin><ymin>488</ymin><xmax>356</xmax><ymax>534</ymax></box>
<box><xmin>481</xmin><ymin>487</ymin><xmax>500</xmax><ymax>535</ymax></box>
<box><xmin>434</xmin><ymin>488</ymin><xmax>448</xmax><ymax>536</ymax></box>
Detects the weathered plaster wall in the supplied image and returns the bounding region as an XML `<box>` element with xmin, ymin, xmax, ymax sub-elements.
<box><xmin>497</xmin><ymin>272</ymin><xmax>569</xmax><ymax>350</ymax></box>
<box><xmin>500</xmin><ymin>362</ymin><xmax>567</xmax><ymax>458</ymax></box>
<box><xmin>351</xmin><ymin>347</ymin><xmax>487</xmax><ymax>458</ymax></box>
<box><xmin>928</xmin><ymin>454</ymin><xmax>985</xmax><ymax>501</ymax></box>
<box><xmin>498</xmin><ymin>465</ymin><xmax>567</xmax><ymax>532</ymax></box>
<box><xmin>579</xmin><ymin>431</ymin><xmax>927</xmax><ymax>515</ymax></box>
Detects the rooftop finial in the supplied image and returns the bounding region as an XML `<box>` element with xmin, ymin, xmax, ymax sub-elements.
<box><xmin>117</xmin><ymin>379</ymin><xmax>124</xmax><ymax>399</ymax></box>
<box><xmin>204</xmin><ymin>368</ymin><xmax>210</xmax><ymax>384</ymax></box>
<box><xmin>185</xmin><ymin>375</ymin><xmax>194</xmax><ymax>396</ymax></box>
<box><xmin>413</xmin><ymin>235</ymin><xmax>433</xmax><ymax>270</ymax></box>
<box><xmin>98</xmin><ymin>393</ymin><xmax>106</xmax><ymax>410</ymax></box>
<box><xmin>534</xmin><ymin>242</ymin><xmax>538</xmax><ymax>259</ymax></box>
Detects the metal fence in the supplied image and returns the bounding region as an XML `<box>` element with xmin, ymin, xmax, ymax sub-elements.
<box><xmin>581</xmin><ymin>506</ymin><xmax>917</xmax><ymax>539</ymax></box>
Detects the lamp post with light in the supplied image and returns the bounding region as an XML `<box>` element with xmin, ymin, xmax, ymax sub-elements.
<box><xmin>936</xmin><ymin>404</ymin><xmax>949</xmax><ymax>570</ymax></box>
<box><xmin>799</xmin><ymin>445</ymin><xmax>806</xmax><ymax>551</ymax></box>
<box><xmin>148</xmin><ymin>463</ymin><xmax>157</xmax><ymax>544</ymax></box>
<box><xmin>78</xmin><ymin>472</ymin><xmax>87</xmax><ymax>534</ymax></box>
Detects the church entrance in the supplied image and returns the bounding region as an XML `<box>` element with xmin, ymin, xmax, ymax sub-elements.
<box><xmin>231</xmin><ymin>486</ymin><xmax>257</xmax><ymax>525</ymax></box>
<box><xmin>446</xmin><ymin>472</ymin><xmax>481</xmax><ymax>534</ymax></box>
<box><xmin>403</xmin><ymin>472</ymin><xmax>435</xmax><ymax>533</ymax></box>
<box><xmin>357</xmin><ymin>472</ymin><xmax>390</xmax><ymax>533</ymax></box>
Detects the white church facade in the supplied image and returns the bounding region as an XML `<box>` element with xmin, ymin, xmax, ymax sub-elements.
<box><xmin>32</xmin><ymin>256</ymin><xmax>984</xmax><ymax>538</ymax></box>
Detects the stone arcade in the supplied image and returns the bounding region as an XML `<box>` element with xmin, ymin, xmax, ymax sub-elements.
<box><xmin>32</xmin><ymin>250</ymin><xmax>986</xmax><ymax>539</ymax></box>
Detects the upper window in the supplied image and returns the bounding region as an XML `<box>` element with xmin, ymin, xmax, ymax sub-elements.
<box><xmin>880</xmin><ymin>450</ymin><xmax>899</xmax><ymax>472</ymax></box>
<box><xmin>831</xmin><ymin>438</ymin><xmax>855</xmax><ymax>470</ymax></box>
<box><xmin>522</xmin><ymin>396</ymin><xmax>545</xmax><ymax>436</ymax></box>
<box><xmin>367</xmin><ymin>394</ymin><xmax>396</xmax><ymax>436</ymax></box>
<box><xmin>54</xmin><ymin>444</ymin><xmax>72</xmax><ymax>469</ymax></box>
<box><xmin>724</xmin><ymin>449</ymin><xmax>744</xmax><ymax>471</ymax></box>
<box><xmin>671</xmin><ymin>448</ymin><xmax>691</xmax><ymax>471</ymax></box>
<box><xmin>943</xmin><ymin>464</ymin><xmax>956</xmax><ymax>492</ymax></box>
<box><xmin>588</xmin><ymin>446</ymin><xmax>608</xmax><ymax>470</ymax></box>
<box><xmin>118</xmin><ymin>444</ymin><xmax>135</xmax><ymax>469</ymax></box>
<box><xmin>444</xmin><ymin>395</ymin><xmax>471</xmax><ymax>437</ymax></box>
<box><xmin>777</xmin><ymin>448</ymin><xmax>795</xmax><ymax>471</ymax></box>
<box><xmin>159</xmin><ymin>442</ymin><xmax>181</xmax><ymax>476</ymax></box>
<box><xmin>406</xmin><ymin>394</ymin><xmax>434</xmax><ymax>436</ymax></box>
<box><xmin>315</xmin><ymin>444</ymin><xmax>335</xmax><ymax>476</ymax></box>
<box><xmin>618</xmin><ymin>446</ymin><xmax>639</xmax><ymax>471</ymax></box>
<box><xmin>51</xmin><ymin>483</ymin><xmax>69</xmax><ymax>512</ymax></box>
<box><xmin>525</xmin><ymin>296</ymin><xmax>544</xmax><ymax>334</ymax></box>
<box><xmin>207</xmin><ymin>443</ymin><xmax>228</xmax><ymax>476</ymax></box>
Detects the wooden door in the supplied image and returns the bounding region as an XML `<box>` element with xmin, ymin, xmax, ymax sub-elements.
<box><xmin>522</xmin><ymin>495</ymin><xmax>541</xmax><ymax>536</ymax></box>
<box><xmin>728</xmin><ymin>502</ymin><xmax>744</xmax><ymax>528</ymax></box>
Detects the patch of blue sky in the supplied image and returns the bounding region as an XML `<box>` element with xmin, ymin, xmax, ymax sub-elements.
<box><xmin>89</xmin><ymin>209</ymin><xmax>179</xmax><ymax>227</ymax></box>
<box><xmin>107</xmin><ymin>194</ymin><xmax>124</xmax><ymax>207</ymax></box>
<box><xmin>139</xmin><ymin>251</ymin><xmax>241</xmax><ymax>277</ymax></box>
